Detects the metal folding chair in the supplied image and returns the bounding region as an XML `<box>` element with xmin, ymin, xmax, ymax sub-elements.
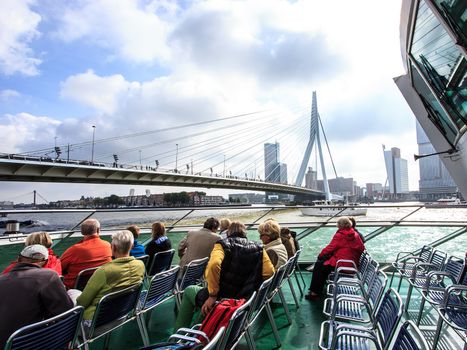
<box><xmin>147</xmin><ymin>249</ymin><xmax>175</xmax><ymax>276</ymax></box>
<box><xmin>175</xmin><ymin>257</ymin><xmax>208</xmax><ymax>309</ymax></box>
<box><xmin>74</xmin><ymin>266</ymin><xmax>99</xmax><ymax>291</ymax></box>
<box><xmin>4</xmin><ymin>306</ymin><xmax>83</xmax><ymax>350</ymax></box>
<box><xmin>392</xmin><ymin>320</ymin><xmax>429</xmax><ymax>350</ymax></box>
<box><xmin>136</xmin><ymin>266</ymin><xmax>180</xmax><ymax>346</ymax></box>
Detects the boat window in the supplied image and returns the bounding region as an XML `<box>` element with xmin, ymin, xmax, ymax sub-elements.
<box><xmin>410</xmin><ymin>0</ymin><xmax>467</xmax><ymax>134</ymax></box>
<box><xmin>431</xmin><ymin>0</ymin><xmax>466</xmax><ymax>46</ymax></box>
<box><xmin>411</xmin><ymin>62</ymin><xmax>458</xmax><ymax>145</ymax></box>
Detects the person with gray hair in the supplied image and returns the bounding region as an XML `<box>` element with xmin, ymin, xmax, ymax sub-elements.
<box><xmin>60</xmin><ymin>219</ymin><xmax>112</xmax><ymax>289</ymax></box>
<box><xmin>0</xmin><ymin>245</ymin><xmax>73</xmax><ymax>348</ymax></box>
<box><xmin>76</xmin><ymin>230</ymin><xmax>145</xmax><ymax>321</ymax></box>
<box><xmin>305</xmin><ymin>216</ymin><xmax>365</xmax><ymax>300</ymax></box>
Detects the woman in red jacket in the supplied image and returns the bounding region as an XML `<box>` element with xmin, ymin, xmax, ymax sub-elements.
<box><xmin>305</xmin><ymin>216</ymin><xmax>365</xmax><ymax>300</ymax></box>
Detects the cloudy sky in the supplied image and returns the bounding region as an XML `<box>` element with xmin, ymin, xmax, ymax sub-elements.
<box><xmin>0</xmin><ymin>0</ymin><xmax>418</xmax><ymax>203</ymax></box>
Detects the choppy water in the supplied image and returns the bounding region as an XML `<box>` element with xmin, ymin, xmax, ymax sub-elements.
<box><xmin>1</xmin><ymin>203</ymin><xmax>466</xmax><ymax>264</ymax></box>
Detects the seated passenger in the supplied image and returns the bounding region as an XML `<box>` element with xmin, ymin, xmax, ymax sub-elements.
<box><xmin>60</xmin><ymin>219</ymin><xmax>112</xmax><ymax>289</ymax></box>
<box><xmin>218</xmin><ymin>218</ymin><xmax>231</xmax><ymax>239</ymax></box>
<box><xmin>77</xmin><ymin>230</ymin><xmax>145</xmax><ymax>321</ymax></box>
<box><xmin>258</xmin><ymin>220</ymin><xmax>288</xmax><ymax>268</ymax></box>
<box><xmin>127</xmin><ymin>225</ymin><xmax>145</xmax><ymax>257</ymax></box>
<box><xmin>2</xmin><ymin>231</ymin><xmax>62</xmax><ymax>275</ymax></box>
<box><xmin>306</xmin><ymin>217</ymin><xmax>364</xmax><ymax>300</ymax></box>
<box><xmin>177</xmin><ymin>217</ymin><xmax>220</xmax><ymax>270</ymax></box>
<box><xmin>280</xmin><ymin>227</ymin><xmax>297</xmax><ymax>259</ymax></box>
<box><xmin>349</xmin><ymin>216</ymin><xmax>365</xmax><ymax>242</ymax></box>
<box><xmin>0</xmin><ymin>245</ymin><xmax>73</xmax><ymax>348</ymax></box>
<box><xmin>174</xmin><ymin>221</ymin><xmax>274</xmax><ymax>329</ymax></box>
<box><xmin>145</xmin><ymin>222</ymin><xmax>172</xmax><ymax>264</ymax></box>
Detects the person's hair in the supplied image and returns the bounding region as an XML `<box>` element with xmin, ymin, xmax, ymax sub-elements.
<box><xmin>81</xmin><ymin>219</ymin><xmax>100</xmax><ymax>235</ymax></box>
<box><xmin>203</xmin><ymin>217</ymin><xmax>220</xmax><ymax>231</ymax></box>
<box><xmin>111</xmin><ymin>230</ymin><xmax>134</xmax><ymax>255</ymax></box>
<box><xmin>348</xmin><ymin>217</ymin><xmax>357</xmax><ymax>229</ymax></box>
<box><xmin>25</xmin><ymin>231</ymin><xmax>53</xmax><ymax>248</ymax></box>
<box><xmin>151</xmin><ymin>222</ymin><xmax>166</xmax><ymax>239</ymax></box>
<box><xmin>280</xmin><ymin>227</ymin><xmax>291</xmax><ymax>236</ymax></box>
<box><xmin>258</xmin><ymin>220</ymin><xmax>280</xmax><ymax>240</ymax></box>
<box><xmin>337</xmin><ymin>217</ymin><xmax>352</xmax><ymax>229</ymax></box>
<box><xmin>219</xmin><ymin>218</ymin><xmax>231</xmax><ymax>231</ymax></box>
<box><xmin>227</xmin><ymin>221</ymin><xmax>247</xmax><ymax>237</ymax></box>
<box><xmin>126</xmin><ymin>225</ymin><xmax>140</xmax><ymax>239</ymax></box>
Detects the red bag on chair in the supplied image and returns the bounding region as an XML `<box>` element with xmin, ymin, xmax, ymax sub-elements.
<box><xmin>198</xmin><ymin>298</ymin><xmax>245</xmax><ymax>339</ymax></box>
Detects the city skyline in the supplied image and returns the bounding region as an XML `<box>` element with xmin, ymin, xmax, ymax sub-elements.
<box><xmin>0</xmin><ymin>1</ymin><xmax>423</xmax><ymax>202</ymax></box>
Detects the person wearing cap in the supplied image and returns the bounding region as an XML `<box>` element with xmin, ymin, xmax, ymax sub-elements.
<box><xmin>2</xmin><ymin>231</ymin><xmax>62</xmax><ymax>275</ymax></box>
<box><xmin>76</xmin><ymin>230</ymin><xmax>145</xmax><ymax>321</ymax></box>
<box><xmin>60</xmin><ymin>219</ymin><xmax>112</xmax><ymax>289</ymax></box>
<box><xmin>258</xmin><ymin>219</ymin><xmax>288</xmax><ymax>268</ymax></box>
<box><xmin>0</xmin><ymin>245</ymin><xmax>73</xmax><ymax>348</ymax></box>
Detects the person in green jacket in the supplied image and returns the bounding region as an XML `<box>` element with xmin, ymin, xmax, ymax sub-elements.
<box><xmin>77</xmin><ymin>230</ymin><xmax>145</xmax><ymax>321</ymax></box>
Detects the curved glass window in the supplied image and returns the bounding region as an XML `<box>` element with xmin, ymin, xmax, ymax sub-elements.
<box><xmin>432</xmin><ymin>0</ymin><xmax>466</xmax><ymax>45</ymax></box>
<box><xmin>410</xmin><ymin>0</ymin><xmax>467</xmax><ymax>136</ymax></box>
<box><xmin>411</xmin><ymin>63</ymin><xmax>458</xmax><ymax>145</ymax></box>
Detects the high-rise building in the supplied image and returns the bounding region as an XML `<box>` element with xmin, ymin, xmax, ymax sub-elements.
<box><xmin>395</xmin><ymin>0</ymin><xmax>466</xmax><ymax>199</ymax></box>
<box><xmin>383</xmin><ymin>147</ymin><xmax>409</xmax><ymax>195</ymax></box>
<box><xmin>305</xmin><ymin>167</ymin><xmax>317</xmax><ymax>189</ymax></box>
<box><xmin>264</xmin><ymin>142</ymin><xmax>280</xmax><ymax>182</ymax></box>
<box><xmin>416</xmin><ymin>122</ymin><xmax>458</xmax><ymax>198</ymax></box>
<box><xmin>279</xmin><ymin>163</ymin><xmax>288</xmax><ymax>184</ymax></box>
<box><xmin>366</xmin><ymin>183</ymin><xmax>383</xmax><ymax>198</ymax></box>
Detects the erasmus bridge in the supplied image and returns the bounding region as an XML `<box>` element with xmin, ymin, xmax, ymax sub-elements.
<box><xmin>0</xmin><ymin>93</ymin><xmax>332</xmax><ymax>198</ymax></box>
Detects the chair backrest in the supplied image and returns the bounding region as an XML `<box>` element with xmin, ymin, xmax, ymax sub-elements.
<box><xmin>368</xmin><ymin>271</ymin><xmax>388</xmax><ymax>311</ymax></box>
<box><xmin>219</xmin><ymin>292</ymin><xmax>256</xmax><ymax>350</ymax></box>
<box><xmin>135</xmin><ymin>254</ymin><xmax>150</xmax><ymax>270</ymax></box>
<box><xmin>392</xmin><ymin>320</ymin><xmax>429</xmax><ymax>350</ymax></box>
<box><xmin>203</xmin><ymin>326</ymin><xmax>225</xmax><ymax>350</ymax></box>
<box><xmin>363</xmin><ymin>259</ymin><xmax>379</xmax><ymax>289</ymax></box>
<box><xmin>89</xmin><ymin>282</ymin><xmax>142</xmax><ymax>337</ymax></box>
<box><xmin>250</xmin><ymin>275</ymin><xmax>274</xmax><ymax>317</ymax></box>
<box><xmin>375</xmin><ymin>288</ymin><xmax>403</xmax><ymax>348</ymax></box>
<box><xmin>74</xmin><ymin>266</ymin><xmax>99</xmax><ymax>291</ymax></box>
<box><xmin>429</xmin><ymin>250</ymin><xmax>447</xmax><ymax>271</ymax></box>
<box><xmin>5</xmin><ymin>306</ymin><xmax>84</xmax><ymax>350</ymax></box>
<box><xmin>443</xmin><ymin>256</ymin><xmax>464</xmax><ymax>283</ymax></box>
<box><xmin>140</xmin><ymin>265</ymin><xmax>180</xmax><ymax>311</ymax></box>
<box><xmin>148</xmin><ymin>249</ymin><xmax>175</xmax><ymax>276</ymax></box>
<box><xmin>267</xmin><ymin>264</ymin><xmax>288</xmax><ymax>298</ymax></box>
<box><xmin>178</xmin><ymin>257</ymin><xmax>209</xmax><ymax>291</ymax></box>
<box><xmin>359</xmin><ymin>251</ymin><xmax>370</xmax><ymax>272</ymax></box>
<box><xmin>285</xmin><ymin>253</ymin><xmax>298</xmax><ymax>278</ymax></box>
<box><xmin>419</xmin><ymin>245</ymin><xmax>433</xmax><ymax>262</ymax></box>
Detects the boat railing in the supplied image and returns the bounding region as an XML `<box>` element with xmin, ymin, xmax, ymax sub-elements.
<box><xmin>0</xmin><ymin>204</ymin><xmax>466</xmax><ymax>265</ymax></box>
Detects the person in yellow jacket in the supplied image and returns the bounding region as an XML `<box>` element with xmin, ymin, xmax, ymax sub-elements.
<box><xmin>174</xmin><ymin>221</ymin><xmax>274</xmax><ymax>330</ymax></box>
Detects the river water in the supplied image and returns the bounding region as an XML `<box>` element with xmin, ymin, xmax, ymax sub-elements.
<box><xmin>1</xmin><ymin>203</ymin><xmax>466</xmax><ymax>264</ymax></box>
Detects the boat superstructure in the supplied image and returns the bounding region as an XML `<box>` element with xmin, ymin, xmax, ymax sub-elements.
<box><xmin>300</xmin><ymin>201</ymin><xmax>368</xmax><ymax>217</ymax></box>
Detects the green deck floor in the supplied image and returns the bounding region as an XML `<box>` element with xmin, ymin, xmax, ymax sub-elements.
<box><xmin>84</xmin><ymin>272</ymin><xmax>466</xmax><ymax>350</ymax></box>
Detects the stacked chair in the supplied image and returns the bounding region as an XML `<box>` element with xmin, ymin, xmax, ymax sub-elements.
<box><xmin>390</xmin><ymin>244</ymin><xmax>467</xmax><ymax>349</ymax></box>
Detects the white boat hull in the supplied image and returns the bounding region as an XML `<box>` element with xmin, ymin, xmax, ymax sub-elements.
<box><xmin>301</xmin><ymin>206</ymin><xmax>367</xmax><ymax>217</ymax></box>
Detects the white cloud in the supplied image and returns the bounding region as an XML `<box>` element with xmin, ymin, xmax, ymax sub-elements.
<box><xmin>0</xmin><ymin>89</ymin><xmax>20</xmax><ymax>100</ymax></box>
<box><xmin>0</xmin><ymin>113</ymin><xmax>60</xmax><ymax>153</ymax></box>
<box><xmin>0</xmin><ymin>0</ymin><xmax>42</xmax><ymax>76</ymax></box>
<box><xmin>60</xmin><ymin>69</ymin><xmax>139</xmax><ymax>114</ymax></box>
<box><xmin>55</xmin><ymin>0</ymin><xmax>172</xmax><ymax>63</ymax></box>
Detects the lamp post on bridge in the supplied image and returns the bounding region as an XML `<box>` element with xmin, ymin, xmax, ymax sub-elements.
<box><xmin>91</xmin><ymin>125</ymin><xmax>96</xmax><ymax>163</ymax></box>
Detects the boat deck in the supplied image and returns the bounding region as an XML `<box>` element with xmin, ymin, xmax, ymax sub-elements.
<box><xmin>84</xmin><ymin>271</ymin><xmax>465</xmax><ymax>350</ymax></box>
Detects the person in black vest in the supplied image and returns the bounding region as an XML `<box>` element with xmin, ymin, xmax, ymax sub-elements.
<box><xmin>174</xmin><ymin>221</ymin><xmax>274</xmax><ymax>329</ymax></box>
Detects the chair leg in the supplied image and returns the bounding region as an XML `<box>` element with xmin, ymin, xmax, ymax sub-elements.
<box><xmin>137</xmin><ymin>314</ymin><xmax>150</xmax><ymax>346</ymax></box>
<box><xmin>432</xmin><ymin>316</ymin><xmax>444</xmax><ymax>350</ymax></box>
<box><xmin>245</xmin><ymin>328</ymin><xmax>257</xmax><ymax>350</ymax></box>
<box><xmin>296</xmin><ymin>266</ymin><xmax>306</xmax><ymax>289</ymax></box>
<box><xmin>293</xmin><ymin>271</ymin><xmax>304</xmax><ymax>296</ymax></box>
<box><xmin>265</xmin><ymin>302</ymin><xmax>281</xmax><ymax>347</ymax></box>
<box><xmin>278</xmin><ymin>288</ymin><xmax>292</xmax><ymax>325</ymax></box>
<box><xmin>80</xmin><ymin>323</ymin><xmax>90</xmax><ymax>350</ymax></box>
<box><xmin>405</xmin><ymin>283</ymin><xmax>414</xmax><ymax>312</ymax></box>
<box><xmin>389</xmin><ymin>269</ymin><xmax>395</xmax><ymax>288</ymax></box>
<box><xmin>416</xmin><ymin>295</ymin><xmax>426</xmax><ymax>326</ymax></box>
<box><xmin>287</xmin><ymin>278</ymin><xmax>300</xmax><ymax>308</ymax></box>
<box><xmin>397</xmin><ymin>273</ymin><xmax>403</xmax><ymax>292</ymax></box>
<box><xmin>103</xmin><ymin>333</ymin><xmax>111</xmax><ymax>350</ymax></box>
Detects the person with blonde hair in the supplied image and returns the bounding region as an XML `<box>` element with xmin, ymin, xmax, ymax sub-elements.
<box><xmin>306</xmin><ymin>216</ymin><xmax>364</xmax><ymax>300</ymax></box>
<box><xmin>219</xmin><ymin>218</ymin><xmax>231</xmax><ymax>239</ymax></box>
<box><xmin>258</xmin><ymin>220</ymin><xmax>288</xmax><ymax>268</ymax></box>
<box><xmin>2</xmin><ymin>231</ymin><xmax>62</xmax><ymax>275</ymax></box>
<box><xmin>145</xmin><ymin>221</ymin><xmax>172</xmax><ymax>262</ymax></box>
<box><xmin>127</xmin><ymin>225</ymin><xmax>145</xmax><ymax>257</ymax></box>
<box><xmin>77</xmin><ymin>230</ymin><xmax>145</xmax><ymax>321</ymax></box>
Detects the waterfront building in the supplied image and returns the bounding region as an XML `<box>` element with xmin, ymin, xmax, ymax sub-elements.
<box><xmin>317</xmin><ymin>177</ymin><xmax>356</xmax><ymax>197</ymax></box>
<box><xmin>416</xmin><ymin>122</ymin><xmax>458</xmax><ymax>200</ymax></box>
<box><xmin>305</xmin><ymin>167</ymin><xmax>318</xmax><ymax>189</ymax></box>
<box><xmin>366</xmin><ymin>183</ymin><xmax>384</xmax><ymax>199</ymax></box>
<box><xmin>228</xmin><ymin>192</ymin><xmax>265</xmax><ymax>204</ymax></box>
<box><xmin>395</xmin><ymin>0</ymin><xmax>467</xmax><ymax>199</ymax></box>
<box><xmin>383</xmin><ymin>147</ymin><xmax>409</xmax><ymax>195</ymax></box>
<box><xmin>264</xmin><ymin>142</ymin><xmax>280</xmax><ymax>182</ymax></box>
<box><xmin>279</xmin><ymin>163</ymin><xmax>288</xmax><ymax>184</ymax></box>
